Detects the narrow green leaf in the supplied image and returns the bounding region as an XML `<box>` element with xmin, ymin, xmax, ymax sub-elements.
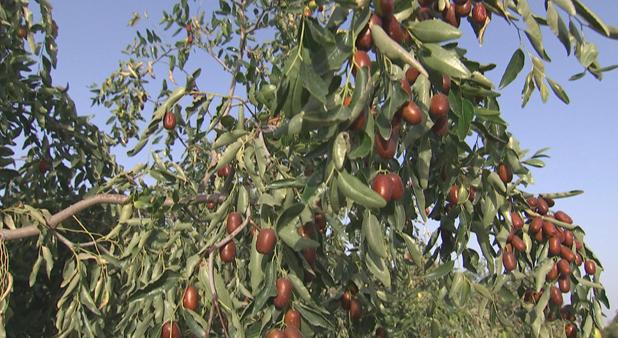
<box><xmin>362</xmin><ymin>210</ymin><xmax>388</xmax><ymax>259</ymax></box>
<box><xmin>572</xmin><ymin>0</ymin><xmax>610</xmax><ymax>36</ymax></box>
<box><xmin>546</xmin><ymin>78</ymin><xmax>570</xmax><ymax>104</ymax></box>
<box><xmin>499</xmin><ymin>49</ymin><xmax>525</xmax><ymax>89</ymax></box>
<box><xmin>420</xmin><ymin>44</ymin><xmax>471</xmax><ymax>79</ymax></box>
<box><xmin>407</xmin><ymin>20</ymin><xmax>462</xmax><ymax>43</ymax></box>
<box><xmin>424</xmin><ymin>260</ymin><xmax>454</xmax><ymax>280</ymax></box>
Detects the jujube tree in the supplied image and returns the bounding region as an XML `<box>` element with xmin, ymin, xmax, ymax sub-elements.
<box><xmin>0</xmin><ymin>0</ymin><xmax>616</xmax><ymax>337</ymax></box>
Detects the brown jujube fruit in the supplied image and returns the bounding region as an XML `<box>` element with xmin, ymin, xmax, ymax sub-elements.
<box><xmin>161</xmin><ymin>321</ymin><xmax>181</xmax><ymax>338</ymax></box>
<box><xmin>511</xmin><ymin>211</ymin><xmax>524</xmax><ymax>230</ymax></box>
<box><xmin>349</xmin><ymin>299</ymin><xmax>362</xmax><ymax>321</ymax></box>
<box><xmin>544</xmin><ymin>197</ymin><xmax>555</xmax><ymax>207</ymax></box>
<box><xmin>542</xmin><ymin>221</ymin><xmax>557</xmax><ymax>238</ymax></box>
<box><xmin>442</xmin><ymin>75</ymin><xmax>452</xmax><ymax>93</ymax></box>
<box><xmin>527</xmin><ymin>196</ymin><xmax>538</xmax><ymax>208</ymax></box>
<box><xmin>575</xmin><ymin>240</ymin><xmax>583</xmax><ymax>251</ymax></box>
<box><xmin>383</xmin><ymin>15</ymin><xmax>407</xmax><ymax>44</ymax></box>
<box><xmin>468</xmin><ymin>186</ymin><xmax>477</xmax><ymax>202</ymax></box>
<box><xmin>38</xmin><ymin>159</ymin><xmax>50</xmax><ymax>173</ymax></box>
<box><xmin>471</xmin><ymin>2</ymin><xmax>487</xmax><ymax>25</ymax></box>
<box><xmin>563</xmin><ymin>230</ymin><xmax>574</xmax><ymax>247</ymax></box>
<box><xmin>497</xmin><ymin>163</ymin><xmax>512</xmax><ymax>183</ymax></box>
<box><xmin>546</xmin><ymin>263</ymin><xmax>559</xmax><ymax>281</ymax></box>
<box><xmin>391</xmin><ymin>114</ymin><xmax>402</xmax><ymax>134</ymax></box>
<box><xmin>584</xmin><ymin>259</ymin><xmax>596</xmax><ymax>275</ymax></box>
<box><xmin>448</xmin><ymin>184</ymin><xmax>459</xmax><ymax>204</ymax></box>
<box><xmin>431</xmin><ymin>116</ymin><xmax>449</xmax><ymax>136</ymax></box>
<box><xmin>256</xmin><ymin>228</ymin><xmax>277</xmax><ymax>254</ymax></box>
<box><xmin>388</xmin><ymin>173</ymin><xmax>404</xmax><ymax>200</ymax></box>
<box><xmin>207</xmin><ymin>201</ymin><xmax>216</xmax><ymax>210</ymax></box>
<box><xmin>534</xmin><ymin>230</ymin><xmax>544</xmax><ymax>242</ymax></box>
<box><xmin>400</xmin><ymin>77</ymin><xmax>412</xmax><ymax>97</ymax></box>
<box><xmin>163</xmin><ymin>111</ymin><xmax>177</xmax><ymax>130</ymax></box>
<box><xmin>510</xmin><ymin>235</ymin><xmax>526</xmax><ymax>252</ymax></box>
<box><xmin>266</xmin><ymin>329</ymin><xmax>285</xmax><ymax>338</ymax></box>
<box><xmin>375</xmin><ymin>327</ymin><xmax>388</xmax><ymax>338</ymax></box>
<box><xmin>217</xmin><ymin>164</ymin><xmax>232</xmax><ymax>177</ymax></box>
<box><xmin>226</xmin><ymin>212</ymin><xmax>242</xmax><ymax>234</ymax></box>
<box><xmin>565</xmin><ymin>323</ymin><xmax>577</xmax><ymax>338</ymax></box>
<box><xmin>406</xmin><ymin>67</ymin><xmax>420</xmax><ymax>84</ymax></box>
<box><xmin>549</xmin><ymin>237</ymin><xmax>561</xmax><ymax>256</ymax></box>
<box><xmin>341</xmin><ymin>291</ymin><xmax>352</xmax><ymax>310</ymax></box>
<box><xmin>554</xmin><ymin>211</ymin><xmax>573</xmax><ymax>224</ymax></box>
<box><xmin>356</xmin><ymin>24</ymin><xmax>373</xmax><ymax>51</ymax></box>
<box><xmin>378</xmin><ymin>0</ymin><xmax>395</xmax><ymax>16</ymax></box>
<box><xmin>503</xmin><ymin>251</ymin><xmax>516</xmax><ymax>272</ymax></box>
<box><xmin>442</xmin><ymin>4</ymin><xmax>460</xmax><ymax>27</ymax></box>
<box><xmin>550</xmin><ymin>286</ymin><xmax>563</xmax><ymax>306</ymax></box>
<box><xmin>314</xmin><ymin>213</ymin><xmax>326</xmax><ymax>233</ymax></box>
<box><xmin>350</xmin><ymin>110</ymin><xmax>368</xmax><ymax>131</ymax></box>
<box><xmin>353</xmin><ymin>51</ymin><xmax>371</xmax><ymax>76</ymax></box>
<box><xmin>284</xmin><ymin>309</ymin><xmax>302</xmax><ymax>328</ymax></box>
<box><xmin>418</xmin><ymin>0</ymin><xmax>434</xmax><ymax>7</ymax></box>
<box><xmin>17</xmin><ymin>26</ymin><xmax>28</xmax><ymax>39</ymax></box>
<box><xmin>220</xmin><ymin>241</ymin><xmax>236</xmax><ymax>263</ymax></box>
<box><xmin>273</xmin><ymin>278</ymin><xmax>293</xmax><ymax>309</ymax></box>
<box><xmin>557</xmin><ymin>258</ymin><xmax>571</xmax><ymax>276</ymax></box>
<box><xmin>536</xmin><ymin>197</ymin><xmax>549</xmax><ymax>215</ymax></box>
<box><xmin>283</xmin><ymin>326</ymin><xmax>304</xmax><ymax>338</ymax></box>
<box><xmin>561</xmin><ymin>246</ymin><xmax>576</xmax><ymax>263</ymax></box>
<box><xmin>529</xmin><ymin>217</ymin><xmax>543</xmax><ymax>234</ymax></box>
<box><xmin>575</xmin><ymin>253</ymin><xmax>583</xmax><ymax>266</ymax></box>
<box><xmin>558</xmin><ymin>276</ymin><xmax>570</xmax><ymax>293</ymax></box>
<box><xmin>302</xmin><ymin>248</ymin><xmax>317</xmax><ymax>267</ymax></box>
<box><xmin>372</xmin><ymin>174</ymin><xmax>393</xmax><ymax>201</ymax></box>
<box><xmin>400</xmin><ymin>101</ymin><xmax>423</xmax><ymax>125</ymax></box>
<box><xmin>374</xmin><ymin>132</ymin><xmax>397</xmax><ymax>159</ymax></box>
<box><xmin>523</xmin><ymin>289</ymin><xmax>535</xmax><ymax>303</ymax></box>
<box><xmin>182</xmin><ymin>285</ymin><xmax>200</xmax><ymax>311</ymax></box>
<box><xmin>455</xmin><ymin>0</ymin><xmax>471</xmax><ymax>17</ymax></box>
<box><xmin>430</xmin><ymin>93</ymin><xmax>449</xmax><ymax>118</ymax></box>
<box><xmin>560</xmin><ymin>305</ymin><xmax>576</xmax><ymax>321</ymax></box>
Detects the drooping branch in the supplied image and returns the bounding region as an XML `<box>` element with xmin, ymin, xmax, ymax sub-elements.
<box><xmin>1</xmin><ymin>192</ymin><xmax>224</xmax><ymax>241</ymax></box>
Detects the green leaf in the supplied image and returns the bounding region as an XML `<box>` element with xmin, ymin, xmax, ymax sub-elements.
<box><xmin>408</xmin><ymin>20</ymin><xmax>462</xmax><ymax>43</ymax></box>
<box><xmin>554</xmin><ymin>0</ymin><xmax>576</xmax><ymax>16</ymax></box>
<box><xmin>424</xmin><ymin>260</ymin><xmax>454</xmax><ymax>280</ymax></box>
<box><xmin>420</xmin><ymin>44</ymin><xmax>471</xmax><ymax>79</ymax></box>
<box><xmin>249</xmin><ymin>235</ymin><xmax>264</xmax><ymax>292</ymax></box>
<box><xmin>128</xmin><ymin>269</ymin><xmax>179</xmax><ymax>303</ymax></box>
<box><xmin>212</xmin><ymin>139</ymin><xmax>243</xmax><ymax>173</ymax></box>
<box><xmin>332</xmin><ymin>132</ymin><xmax>350</xmax><ymax>170</ymax></box>
<box><xmin>213</xmin><ymin>130</ymin><xmax>248</xmax><ymax>149</ymax></box>
<box><xmin>252</xmin><ymin>260</ymin><xmax>276</xmax><ymax>315</ymax></box>
<box><xmin>362</xmin><ymin>210</ymin><xmax>388</xmax><ymax>259</ymax></box>
<box><xmin>456</xmin><ymin>99</ymin><xmax>474</xmax><ymax>141</ymax></box>
<box><xmin>499</xmin><ymin>49</ymin><xmax>525</xmax><ymax>89</ymax></box>
<box><xmin>41</xmin><ymin>246</ymin><xmax>53</xmax><ymax>278</ymax></box>
<box><xmin>336</xmin><ymin>170</ymin><xmax>387</xmax><ymax>209</ymax></box>
<box><xmin>366</xmin><ymin>250</ymin><xmax>391</xmax><ymax>287</ymax></box>
<box><xmin>546</xmin><ymin>78</ymin><xmax>570</xmax><ymax>104</ymax></box>
<box><xmin>572</xmin><ymin>0</ymin><xmax>610</xmax><ymax>36</ymax></box>
<box><xmin>300</xmin><ymin>62</ymin><xmax>328</xmax><ymax>104</ymax></box>
<box><xmin>416</xmin><ymin>137</ymin><xmax>431</xmax><ymax>189</ymax></box>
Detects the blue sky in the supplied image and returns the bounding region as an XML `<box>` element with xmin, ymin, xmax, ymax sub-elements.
<box><xmin>50</xmin><ymin>1</ymin><xmax>618</xmax><ymax>322</ymax></box>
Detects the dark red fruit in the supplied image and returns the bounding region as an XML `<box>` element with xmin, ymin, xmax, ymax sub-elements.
<box><xmin>314</xmin><ymin>213</ymin><xmax>326</xmax><ymax>233</ymax></box>
<box><xmin>220</xmin><ymin>241</ymin><xmax>236</xmax><ymax>263</ymax></box>
<box><xmin>374</xmin><ymin>132</ymin><xmax>398</xmax><ymax>159</ymax></box>
<box><xmin>511</xmin><ymin>211</ymin><xmax>524</xmax><ymax>230</ymax></box>
<box><xmin>217</xmin><ymin>164</ymin><xmax>232</xmax><ymax>177</ymax></box>
<box><xmin>431</xmin><ymin>116</ymin><xmax>449</xmax><ymax>136</ymax></box>
<box><xmin>442</xmin><ymin>75</ymin><xmax>452</xmax><ymax>93</ymax></box>
<box><xmin>557</xmin><ymin>258</ymin><xmax>571</xmax><ymax>277</ymax></box>
<box><xmin>510</xmin><ymin>235</ymin><xmax>526</xmax><ymax>252</ymax></box>
<box><xmin>565</xmin><ymin>323</ymin><xmax>577</xmax><ymax>338</ymax></box>
<box><xmin>406</xmin><ymin>67</ymin><xmax>420</xmax><ymax>84</ymax></box>
<box><xmin>560</xmin><ymin>305</ymin><xmax>576</xmax><ymax>321</ymax></box>
<box><xmin>349</xmin><ymin>299</ymin><xmax>362</xmax><ymax>321</ymax></box>
<box><xmin>378</xmin><ymin>0</ymin><xmax>395</xmax><ymax>16</ymax></box>
<box><xmin>575</xmin><ymin>240</ymin><xmax>583</xmax><ymax>251</ymax></box>
<box><xmin>207</xmin><ymin>201</ymin><xmax>216</xmax><ymax>210</ymax></box>
<box><xmin>430</xmin><ymin>93</ymin><xmax>449</xmax><ymax>118</ymax></box>
<box><xmin>418</xmin><ymin>0</ymin><xmax>434</xmax><ymax>7</ymax></box>
<box><xmin>448</xmin><ymin>185</ymin><xmax>459</xmax><ymax>204</ymax></box>
<box><xmin>563</xmin><ymin>230</ymin><xmax>574</xmax><ymax>247</ymax></box>
<box><xmin>383</xmin><ymin>15</ymin><xmax>408</xmax><ymax>44</ymax></box>
<box><xmin>455</xmin><ymin>0</ymin><xmax>472</xmax><ymax>17</ymax></box>
<box><xmin>575</xmin><ymin>253</ymin><xmax>583</xmax><ymax>266</ymax></box>
<box><xmin>527</xmin><ymin>197</ymin><xmax>539</xmax><ymax>208</ymax></box>
<box><xmin>266</xmin><ymin>329</ymin><xmax>286</xmax><ymax>338</ymax></box>
<box><xmin>341</xmin><ymin>291</ymin><xmax>353</xmax><ymax>310</ymax></box>
<box><xmin>38</xmin><ymin>159</ymin><xmax>50</xmax><ymax>173</ymax></box>
<box><xmin>401</xmin><ymin>77</ymin><xmax>412</xmax><ymax>97</ymax></box>
<box><xmin>387</xmin><ymin>173</ymin><xmax>404</xmax><ymax>200</ymax></box>
<box><xmin>183</xmin><ymin>285</ymin><xmax>200</xmax><ymax>311</ymax></box>
<box><xmin>400</xmin><ymin>101</ymin><xmax>423</xmax><ymax>125</ymax></box>
<box><xmin>529</xmin><ymin>217</ymin><xmax>543</xmax><ymax>234</ymax></box>
<box><xmin>353</xmin><ymin>51</ymin><xmax>371</xmax><ymax>76</ymax></box>
<box><xmin>561</xmin><ymin>246</ymin><xmax>576</xmax><ymax>263</ymax></box>
<box><xmin>554</xmin><ymin>211</ymin><xmax>573</xmax><ymax>224</ymax></box>
<box><xmin>549</xmin><ymin>237</ymin><xmax>561</xmax><ymax>256</ymax></box>
<box><xmin>303</xmin><ymin>247</ymin><xmax>317</xmax><ymax>267</ymax></box>
<box><xmin>542</xmin><ymin>221</ymin><xmax>557</xmax><ymax>238</ymax></box>
<box><xmin>161</xmin><ymin>321</ymin><xmax>181</xmax><ymax>338</ymax></box>
<box><xmin>163</xmin><ymin>111</ymin><xmax>177</xmax><ymax>130</ymax></box>
<box><xmin>17</xmin><ymin>26</ymin><xmax>27</xmax><ymax>39</ymax></box>
<box><xmin>536</xmin><ymin>197</ymin><xmax>549</xmax><ymax>215</ymax></box>
<box><xmin>356</xmin><ymin>26</ymin><xmax>373</xmax><ymax>51</ymax></box>
<box><xmin>442</xmin><ymin>4</ymin><xmax>460</xmax><ymax>27</ymax></box>
<box><xmin>584</xmin><ymin>259</ymin><xmax>596</xmax><ymax>275</ymax></box>
<box><xmin>472</xmin><ymin>3</ymin><xmax>487</xmax><ymax>25</ymax></box>
<box><xmin>372</xmin><ymin>174</ymin><xmax>393</xmax><ymax>201</ymax></box>
<box><xmin>284</xmin><ymin>309</ymin><xmax>302</xmax><ymax>328</ymax></box>
<box><xmin>546</xmin><ymin>263</ymin><xmax>559</xmax><ymax>281</ymax></box>
<box><xmin>375</xmin><ymin>326</ymin><xmax>388</xmax><ymax>338</ymax></box>
<box><xmin>226</xmin><ymin>212</ymin><xmax>242</xmax><ymax>234</ymax></box>
<box><xmin>559</xmin><ymin>276</ymin><xmax>571</xmax><ymax>293</ymax></box>
<box><xmin>350</xmin><ymin>110</ymin><xmax>368</xmax><ymax>131</ymax></box>
<box><xmin>256</xmin><ymin>228</ymin><xmax>277</xmax><ymax>254</ymax></box>
<box><xmin>503</xmin><ymin>251</ymin><xmax>516</xmax><ymax>272</ymax></box>
<box><xmin>498</xmin><ymin>163</ymin><xmax>512</xmax><ymax>184</ymax></box>
<box><xmin>283</xmin><ymin>326</ymin><xmax>304</xmax><ymax>338</ymax></box>
<box><xmin>273</xmin><ymin>278</ymin><xmax>293</xmax><ymax>309</ymax></box>
<box><xmin>550</xmin><ymin>286</ymin><xmax>563</xmax><ymax>306</ymax></box>
<box><xmin>468</xmin><ymin>186</ymin><xmax>477</xmax><ymax>202</ymax></box>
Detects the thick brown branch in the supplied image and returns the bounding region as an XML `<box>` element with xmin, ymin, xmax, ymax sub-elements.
<box><xmin>1</xmin><ymin>193</ymin><xmax>223</xmax><ymax>241</ymax></box>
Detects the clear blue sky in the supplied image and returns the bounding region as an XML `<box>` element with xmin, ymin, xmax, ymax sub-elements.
<box><xmin>50</xmin><ymin>1</ymin><xmax>618</xmax><ymax>322</ymax></box>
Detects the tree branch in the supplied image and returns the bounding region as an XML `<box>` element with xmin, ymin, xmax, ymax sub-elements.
<box><xmin>1</xmin><ymin>192</ymin><xmax>224</xmax><ymax>241</ymax></box>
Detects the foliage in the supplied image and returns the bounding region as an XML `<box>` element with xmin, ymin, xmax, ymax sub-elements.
<box><xmin>0</xmin><ymin>0</ymin><xmax>616</xmax><ymax>337</ymax></box>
